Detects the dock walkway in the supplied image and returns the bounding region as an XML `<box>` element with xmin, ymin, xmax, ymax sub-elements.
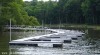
<box><xmin>9</xmin><ymin>29</ymin><xmax>85</xmax><ymax>48</ymax></box>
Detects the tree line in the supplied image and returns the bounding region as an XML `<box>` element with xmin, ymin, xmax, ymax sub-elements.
<box><xmin>24</xmin><ymin>0</ymin><xmax>100</xmax><ymax>25</ymax></box>
<box><xmin>0</xmin><ymin>0</ymin><xmax>39</xmax><ymax>31</ymax></box>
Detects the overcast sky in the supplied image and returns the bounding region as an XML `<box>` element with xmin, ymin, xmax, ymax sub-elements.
<box><xmin>23</xmin><ymin>0</ymin><xmax>50</xmax><ymax>2</ymax></box>
<box><xmin>23</xmin><ymin>0</ymin><xmax>32</xmax><ymax>1</ymax></box>
<box><xmin>23</xmin><ymin>0</ymin><xmax>57</xmax><ymax>2</ymax></box>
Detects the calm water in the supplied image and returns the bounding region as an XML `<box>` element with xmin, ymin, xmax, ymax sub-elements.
<box><xmin>0</xmin><ymin>29</ymin><xmax>100</xmax><ymax>55</ymax></box>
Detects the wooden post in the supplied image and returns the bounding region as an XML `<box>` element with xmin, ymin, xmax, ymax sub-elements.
<box><xmin>10</xmin><ymin>19</ymin><xmax>11</xmax><ymax>41</ymax></box>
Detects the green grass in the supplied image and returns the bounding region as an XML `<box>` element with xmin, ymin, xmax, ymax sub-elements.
<box><xmin>46</xmin><ymin>24</ymin><xmax>100</xmax><ymax>30</ymax></box>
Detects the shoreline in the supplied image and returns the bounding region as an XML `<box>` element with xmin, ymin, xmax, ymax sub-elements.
<box><xmin>46</xmin><ymin>24</ymin><xmax>100</xmax><ymax>30</ymax></box>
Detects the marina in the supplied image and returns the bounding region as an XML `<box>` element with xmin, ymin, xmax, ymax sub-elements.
<box><xmin>0</xmin><ymin>27</ymin><xmax>100</xmax><ymax>55</ymax></box>
<box><xmin>8</xmin><ymin>26</ymin><xmax>85</xmax><ymax>48</ymax></box>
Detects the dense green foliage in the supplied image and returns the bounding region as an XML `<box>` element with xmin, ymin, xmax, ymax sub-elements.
<box><xmin>24</xmin><ymin>0</ymin><xmax>57</xmax><ymax>24</ymax></box>
<box><xmin>0</xmin><ymin>0</ymin><xmax>39</xmax><ymax>31</ymax></box>
<box><xmin>81</xmin><ymin>0</ymin><xmax>100</xmax><ymax>25</ymax></box>
<box><xmin>24</xmin><ymin>0</ymin><xmax>100</xmax><ymax>25</ymax></box>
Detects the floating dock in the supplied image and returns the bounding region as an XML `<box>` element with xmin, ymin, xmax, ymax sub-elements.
<box><xmin>9</xmin><ymin>29</ymin><xmax>85</xmax><ymax>48</ymax></box>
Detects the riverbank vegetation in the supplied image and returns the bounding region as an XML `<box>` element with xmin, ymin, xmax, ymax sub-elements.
<box><xmin>0</xmin><ymin>0</ymin><xmax>39</xmax><ymax>31</ymax></box>
<box><xmin>46</xmin><ymin>24</ymin><xmax>100</xmax><ymax>30</ymax></box>
<box><xmin>24</xmin><ymin>0</ymin><xmax>100</xmax><ymax>26</ymax></box>
<box><xmin>0</xmin><ymin>0</ymin><xmax>100</xmax><ymax>31</ymax></box>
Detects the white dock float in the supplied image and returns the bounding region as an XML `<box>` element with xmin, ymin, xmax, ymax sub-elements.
<box><xmin>46</xmin><ymin>34</ymin><xmax>78</xmax><ymax>40</ymax></box>
<box><xmin>9</xmin><ymin>29</ymin><xmax>65</xmax><ymax>47</ymax></box>
<box><xmin>12</xmin><ymin>33</ymin><xmax>59</xmax><ymax>41</ymax></box>
<box><xmin>38</xmin><ymin>37</ymin><xmax>72</xmax><ymax>43</ymax></box>
<box><xmin>9</xmin><ymin>29</ymin><xmax>85</xmax><ymax>48</ymax></box>
<box><xmin>9</xmin><ymin>41</ymin><xmax>63</xmax><ymax>47</ymax></box>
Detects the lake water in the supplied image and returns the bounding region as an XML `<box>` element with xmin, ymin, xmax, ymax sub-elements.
<box><xmin>0</xmin><ymin>29</ymin><xmax>100</xmax><ymax>55</ymax></box>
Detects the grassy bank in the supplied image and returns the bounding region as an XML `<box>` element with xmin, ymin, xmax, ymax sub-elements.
<box><xmin>46</xmin><ymin>24</ymin><xmax>100</xmax><ymax>30</ymax></box>
<box><xmin>65</xmin><ymin>24</ymin><xmax>100</xmax><ymax>30</ymax></box>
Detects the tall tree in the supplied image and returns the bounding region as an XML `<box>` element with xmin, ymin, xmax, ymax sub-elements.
<box><xmin>0</xmin><ymin>0</ymin><xmax>39</xmax><ymax>31</ymax></box>
<box><xmin>24</xmin><ymin>0</ymin><xmax>100</xmax><ymax>25</ymax></box>
<box><xmin>81</xmin><ymin>0</ymin><xmax>100</xmax><ymax>25</ymax></box>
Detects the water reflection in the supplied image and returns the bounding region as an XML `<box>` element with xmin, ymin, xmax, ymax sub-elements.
<box><xmin>9</xmin><ymin>44</ymin><xmax>100</xmax><ymax>55</ymax></box>
<box><xmin>84</xmin><ymin>29</ymin><xmax>100</xmax><ymax>48</ymax></box>
<box><xmin>0</xmin><ymin>29</ymin><xmax>100</xmax><ymax>55</ymax></box>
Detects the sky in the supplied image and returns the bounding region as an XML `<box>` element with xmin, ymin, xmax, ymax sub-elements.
<box><xmin>23</xmin><ymin>0</ymin><xmax>32</xmax><ymax>1</ymax></box>
<box><xmin>23</xmin><ymin>0</ymin><xmax>57</xmax><ymax>2</ymax></box>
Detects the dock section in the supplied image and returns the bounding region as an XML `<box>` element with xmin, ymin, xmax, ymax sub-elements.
<box><xmin>9</xmin><ymin>29</ymin><xmax>85</xmax><ymax>48</ymax></box>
